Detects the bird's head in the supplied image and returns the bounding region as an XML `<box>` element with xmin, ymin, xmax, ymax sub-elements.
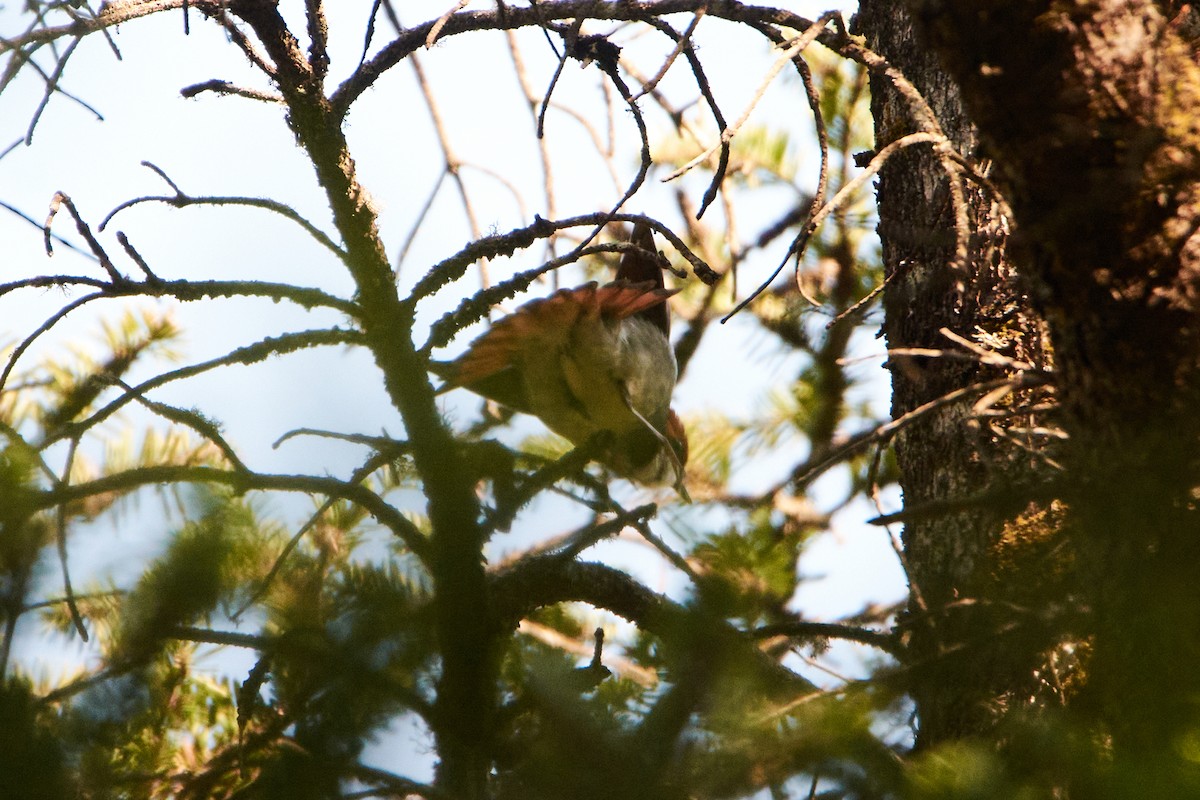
<box><xmin>609</xmin><ymin>407</ymin><xmax>689</xmax><ymax>498</ymax></box>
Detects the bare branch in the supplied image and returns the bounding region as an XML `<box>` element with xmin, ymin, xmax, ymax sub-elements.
<box><xmin>643</xmin><ymin>13</ymin><xmax>730</xmax><ymax>218</ymax></box>
<box><xmin>426</xmin><ymin>0</ymin><xmax>470</xmax><ymax>48</ymax></box>
<box><xmin>660</xmin><ymin>14</ymin><xmax>838</xmax><ymax>183</ymax></box>
<box><xmin>409</xmin><ymin>50</ymin><xmax>492</xmax><ymax>290</ymax></box>
<box><xmin>33</xmin><ymin>464</ymin><xmax>430</xmax><ymax>561</ymax></box>
<box><xmin>409</xmin><ymin>211</ymin><xmax>712</xmax><ymax>307</ymax></box>
<box><xmin>791</xmin><ymin>372</ymin><xmax>1051</xmax><ymax>490</ymax></box>
<box><xmin>114</xmin><ymin>231</ymin><xmax>162</xmax><ymax>283</ymax></box>
<box><xmin>112</xmin><ymin>378</ymin><xmax>247</xmax><ymax>472</ymax></box>
<box><xmin>25</xmin><ymin>36</ymin><xmax>82</xmax><ymax>145</ymax></box>
<box><xmin>54</xmin><ymin>436</ymin><xmax>88</xmax><ymax>641</ymax></box>
<box><xmin>489</xmin><ymin>558</ymin><xmax>817</xmax><ymax>697</ymax></box>
<box><xmin>101</xmin><ymin>162</ymin><xmax>345</xmax><ymax>259</ymax></box>
<box><xmin>233</xmin><ymin>442</ymin><xmax>408</xmax><ymax>619</ymax></box>
<box><xmin>723</xmin><ymin>131</ymin><xmax>941</xmax><ymax>322</ymax></box>
<box><xmin>44</xmin><ymin>192</ymin><xmax>123</xmax><ymax>283</ymax></box>
<box><xmin>179</xmin><ymin>78</ymin><xmax>283</xmax><ymax>103</ymax></box>
<box><xmin>42</xmin><ymin>327</ymin><xmax>363</xmax><ymax>447</ymax></box>
<box><xmin>751</xmin><ymin>620</ymin><xmax>900</xmax><ymax>656</ymax></box>
<box><xmin>0</xmin><ymin>292</ymin><xmax>107</xmax><ymax>395</ymax></box>
<box><xmin>633</xmin><ymin>8</ymin><xmax>705</xmax><ymax>102</ymax></box>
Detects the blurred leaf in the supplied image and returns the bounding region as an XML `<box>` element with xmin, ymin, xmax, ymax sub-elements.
<box><xmin>114</xmin><ymin>490</ymin><xmax>261</xmax><ymax>661</ymax></box>
<box><xmin>692</xmin><ymin>509</ymin><xmax>802</xmax><ymax>623</ymax></box>
<box><xmin>41</xmin><ymin>309</ymin><xmax>180</xmax><ymax>432</ymax></box>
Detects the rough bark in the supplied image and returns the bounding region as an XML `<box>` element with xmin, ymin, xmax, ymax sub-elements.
<box><xmin>854</xmin><ymin>2</ymin><xmax>1059</xmax><ymax>749</ymax></box>
<box><xmin>229</xmin><ymin>4</ymin><xmax>497</xmax><ymax>795</ymax></box>
<box><xmin>903</xmin><ymin>0</ymin><xmax>1200</xmax><ymax>758</ymax></box>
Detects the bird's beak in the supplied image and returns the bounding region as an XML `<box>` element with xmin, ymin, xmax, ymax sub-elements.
<box><xmin>666</xmin><ymin>409</ymin><xmax>690</xmax><ymax>502</ymax></box>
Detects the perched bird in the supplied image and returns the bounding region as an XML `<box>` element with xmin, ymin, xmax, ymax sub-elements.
<box><xmin>434</xmin><ymin>223</ymin><xmax>688</xmax><ymax>494</ymax></box>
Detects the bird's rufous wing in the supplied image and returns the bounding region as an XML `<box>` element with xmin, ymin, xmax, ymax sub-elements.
<box><xmin>448</xmin><ymin>281</ymin><xmax>677</xmax><ymax>391</ymax></box>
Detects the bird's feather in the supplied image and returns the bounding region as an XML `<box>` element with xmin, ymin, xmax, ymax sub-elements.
<box><xmin>447</xmin><ymin>280</ymin><xmax>677</xmax><ymax>389</ymax></box>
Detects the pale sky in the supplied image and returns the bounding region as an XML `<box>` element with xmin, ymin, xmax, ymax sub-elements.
<box><xmin>1</xmin><ymin>0</ymin><xmax>900</xmax><ymax>780</ymax></box>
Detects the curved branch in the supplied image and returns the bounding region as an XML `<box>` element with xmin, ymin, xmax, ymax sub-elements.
<box><xmin>751</xmin><ymin>620</ymin><xmax>901</xmax><ymax>656</ymax></box>
<box><xmin>0</xmin><ymin>275</ymin><xmax>109</xmax><ymax>296</ymax></box>
<box><xmin>563</xmin><ymin>46</ymin><xmax>652</xmax><ymax>261</ymax></box>
<box><xmin>489</xmin><ymin>558</ymin><xmax>816</xmax><ymax>697</ymax></box>
<box><xmin>0</xmin><ymin>277</ymin><xmax>355</xmax><ymax>398</ymax></box>
<box><xmin>43</xmin><ymin>327</ymin><xmax>363</xmax><ymax>446</ymax></box>
<box><xmin>234</xmin><ymin>443</ymin><xmax>412</xmax><ymax>619</ymax></box>
<box><xmin>661</xmin><ymin>13</ymin><xmax>836</xmax><ymax>184</ymax></box>
<box><xmin>179</xmin><ymin>78</ymin><xmax>283</xmax><ymax>103</ymax></box>
<box><xmin>33</xmin><ymin>464</ymin><xmax>429</xmax><ymax>561</ymax></box>
<box><xmin>8</xmin><ymin>1</ymin><xmax>191</xmax><ymax>48</ymax></box>
<box><xmin>409</xmin><ymin>211</ymin><xmax>713</xmax><ymax>307</ymax></box>
<box><xmin>119</xmin><ymin>278</ymin><xmax>358</xmax><ymax>315</ymax></box>
<box><xmin>644</xmin><ymin>14</ymin><xmax>730</xmax><ymax>219</ymax></box>
<box><xmin>331</xmin><ymin>1</ymin><xmax>830</xmax><ymax>118</ymax></box>
<box><xmin>100</xmin><ymin>184</ymin><xmax>345</xmax><ymax>261</ymax></box>
<box><xmin>789</xmin><ymin>372</ymin><xmax>1052</xmax><ymax>490</ymax></box>
<box><xmin>0</xmin><ymin>291</ymin><xmax>106</xmax><ymax>395</ymax></box>
<box><xmin>113</xmin><ymin>379</ymin><xmax>247</xmax><ymax>471</ymax></box>
<box><xmin>722</xmin><ymin>131</ymin><xmax>941</xmax><ymax>322</ymax></box>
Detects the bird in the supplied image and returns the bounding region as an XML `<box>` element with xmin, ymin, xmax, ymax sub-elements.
<box><xmin>432</xmin><ymin>222</ymin><xmax>688</xmax><ymax>496</ymax></box>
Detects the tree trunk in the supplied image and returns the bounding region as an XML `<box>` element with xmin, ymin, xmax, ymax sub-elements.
<box><xmin>899</xmin><ymin>0</ymin><xmax>1200</xmax><ymax>759</ymax></box>
<box><xmin>854</xmin><ymin>1</ymin><xmax>1061</xmax><ymax>749</ymax></box>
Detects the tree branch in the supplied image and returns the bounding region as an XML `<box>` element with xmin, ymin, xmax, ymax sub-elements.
<box><xmin>34</xmin><ymin>464</ymin><xmax>429</xmax><ymax>560</ymax></box>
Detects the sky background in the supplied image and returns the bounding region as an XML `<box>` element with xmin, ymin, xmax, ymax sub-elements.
<box><xmin>0</xmin><ymin>0</ymin><xmax>901</xmax><ymax>780</ymax></box>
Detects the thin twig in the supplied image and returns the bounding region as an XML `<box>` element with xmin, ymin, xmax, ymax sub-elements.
<box><xmin>115</xmin><ymin>231</ymin><xmax>163</xmax><ymax>282</ymax></box>
<box><xmin>41</xmin><ymin>328</ymin><xmax>363</xmax><ymax>448</ymax></box>
<box><xmin>212</xmin><ymin>5</ymin><xmax>276</xmax><ymax>76</ymax></box>
<box><xmin>273</xmin><ymin>427</ymin><xmax>406</xmax><ymax>451</ymax></box>
<box><xmin>426</xmin><ymin>0</ymin><xmax>469</xmax><ymax>48</ymax></box>
<box><xmin>55</xmin><ymin>436</ymin><xmax>88</xmax><ymax>641</ymax></box>
<box><xmin>33</xmin><ymin>463</ymin><xmax>430</xmax><ymax>562</ymax></box>
<box><xmin>45</xmin><ymin>191</ymin><xmax>123</xmax><ymax>283</ymax></box>
<box><xmin>179</xmin><ymin>79</ymin><xmax>283</xmax><ymax>103</ymax></box>
<box><xmin>644</xmin><ymin>13</ymin><xmax>729</xmax><ymax>218</ymax></box>
<box><xmin>486</xmin><ymin>441</ymin><xmax>607</xmax><ymax>533</ymax></box>
<box><xmin>101</xmin><ymin>162</ymin><xmax>345</xmax><ymax>259</ymax></box>
<box><xmin>25</xmin><ymin>36</ymin><xmax>82</xmax><ymax>145</ymax></box>
<box><xmin>825</xmin><ymin>265</ymin><xmax>902</xmax><ymax>330</ymax></box>
<box><xmin>631</xmin><ymin>517</ymin><xmax>700</xmax><ymax>583</ymax></box>
<box><xmin>661</xmin><ymin>14</ymin><xmax>837</xmax><ymax>183</ymax></box>
<box><xmin>633</xmin><ymin>8</ymin><xmax>705</xmax><ymax>102</ymax></box>
<box><xmin>232</xmin><ymin>446</ymin><xmax>404</xmax><ymax>620</ymax></box>
<box><xmin>357</xmin><ymin>0</ymin><xmax>386</xmax><ymax>68</ymax></box>
<box><xmin>0</xmin><ymin>292</ymin><xmax>106</xmax><ymax>396</ymax></box>
<box><xmin>504</xmin><ymin>25</ymin><xmax>559</xmax><ymax>256</ymax></box>
<box><xmin>0</xmin><ymin>34</ymin><xmax>103</xmax><ymax>127</ymax></box>
<box><xmin>722</xmin><ymin>132</ymin><xmax>941</xmax><ymax>323</ymax></box>
<box><xmin>791</xmin><ymin>373</ymin><xmax>1049</xmax><ymax>489</ymax></box>
<box><xmin>553</xmin><ymin>54</ymin><xmax>654</xmax><ymax>267</ymax></box>
<box><xmin>0</xmin><ymin>199</ymin><xmax>96</xmax><ymax>259</ymax></box>
<box><xmin>409</xmin><ymin>49</ymin><xmax>491</xmax><ymax>289</ymax></box>
<box><xmin>395</xmin><ymin>167</ymin><xmax>448</xmax><ymax>271</ymax></box>
<box><xmin>112</xmin><ymin>378</ymin><xmax>247</xmax><ymax>471</ymax></box>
